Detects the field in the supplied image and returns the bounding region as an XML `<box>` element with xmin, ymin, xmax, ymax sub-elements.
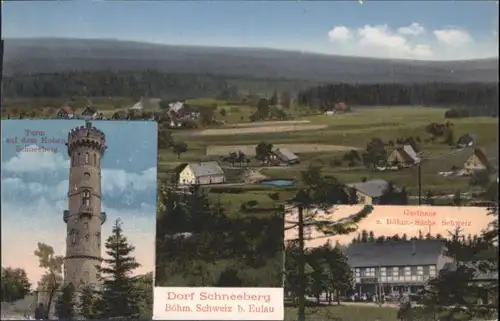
<box><xmin>161</xmin><ymin>105</ymin><xmax>498</xmax><ymax>200</ymax></box>
<box><xmin>5</xmin><ymin>97</ymin><xmax>498</xmax><ymax>202</ymax></box>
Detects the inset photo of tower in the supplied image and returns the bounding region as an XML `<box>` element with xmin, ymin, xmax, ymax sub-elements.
<box><xmin>1</xmin><ymin>119</ymin><xmax>158</xmax><ymax>320</ymax></box>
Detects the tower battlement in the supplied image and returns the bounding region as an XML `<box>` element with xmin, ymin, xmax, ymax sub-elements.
<box><xmin>66</xmin><ymin>121</ymin><xmax>107</xmax><ymax>156</ymax></box>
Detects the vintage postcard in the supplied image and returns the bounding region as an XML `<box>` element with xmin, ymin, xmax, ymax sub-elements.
<box><xmin>1</xmin><ymin>119</ymin><xmax>157</xmax><ymax>320</ymax></box>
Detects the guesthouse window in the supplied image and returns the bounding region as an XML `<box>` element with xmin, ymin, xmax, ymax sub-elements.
<box><xmin>429</xmin><ymin>265</ymin><xmax>436</xmax><ymax>277</ymax></box>
<box><xmin>404</xmin><ymin>267</ymin><xmax>411</xmax><ymax>276</ymax></box>
<box><xmin>417</xmin><ymin>266</ymin><xmax>424</xmax><ymax>275</ymax></box>
<box><xmin>423</xmin><ymin>266</ymin><xmax>430</xmax><ymax>275</ymax></box>
<box><xmin>411</xmin><ymin>266</ymin><xmax>418</xmax><ymax>275</ymax></box>
<box><xmin>82</xmin><ymin>190</ymin><xmax>91</xmax><ymax>206</ymax></box>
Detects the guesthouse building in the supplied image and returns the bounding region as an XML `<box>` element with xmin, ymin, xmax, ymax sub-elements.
<box><xmin>346</xmin><ymin>240</ymin><xmax>451</xmax><ymax>296</ymax></box>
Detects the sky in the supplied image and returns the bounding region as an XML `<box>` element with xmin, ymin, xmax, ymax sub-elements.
<box><xmin>1</xmin><ymin>119</ymin><xmax>158</xmax><ymax>287</ymax></box>
<box><xmin>2</xmin><ymin>1</ymin><xmax>499</xmax><ymax>60</ymax></box>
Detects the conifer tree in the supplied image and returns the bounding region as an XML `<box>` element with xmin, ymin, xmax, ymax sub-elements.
<box><xmin>78</xmin><ymin>285</ymin><xmax>101</xmax><ymax>319</ymax></box>
<box><xmin>97</xmin><ymin>219</ymin><xmax>141</xmax><ymax>320</ymax></box>
<box><xmin>55</xmin><ymin>283</ymin><xmax>75</xmax><ymax>320</ymax></box>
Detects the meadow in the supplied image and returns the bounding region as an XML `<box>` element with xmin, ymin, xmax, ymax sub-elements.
<box><xmin>161</xmin><ymin>103</ymin><xmax>498</xmax><ymax>199</ymax></box>
<box><xmin>4</xmin><ymin>96</ymin><xmax>497</xmax><ymax>204</ymax></box>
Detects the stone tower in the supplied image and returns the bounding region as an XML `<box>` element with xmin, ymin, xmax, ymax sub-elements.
<box><xmin>63</xmin><ymin>121</ymin><xmax>107</xmax><ymax>288</ymax></box>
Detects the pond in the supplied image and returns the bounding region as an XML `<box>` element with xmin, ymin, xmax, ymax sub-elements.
<box><xmin>258</xmin><ymin>179</ymin><xmax>296</xmax><ymax>187</ymax></box>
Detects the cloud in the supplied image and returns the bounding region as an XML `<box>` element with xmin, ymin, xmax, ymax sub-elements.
<box><xmin>356</xmin><ymin>24</ymin><xmax>433</xmax><ymax>59</ymax></box>
<box><xmin>433</xmin><ymin>28</ymin><xmax>472</xmax><ymax>47</ymax></box>
<box><xmin>2</xmin><ymin>144</ymin><xmax>68</xmax><ymax>173</ymax></box>
<box><xmin>326</xmin><ymin>23</ymin><xmax>497</xmax><ymax>60</ymax></box>
<box><xmin>1</xmin><ymin>147</ymin><xmax>157</xmax><ymax>208</ymax></box>
<box><xmin>102</xmin><ymin>167</ymin><xmax>157</xmax><ymax>194</ymax></box>
<box><xmin>398</xmin><ymin>23</ymin><xmax>425</xmax><ymax>36</ymax></box>
<box><xmin>328</xmin><ymin>26</ymin><xmax>352</xmax><ymax>41</ymax></box>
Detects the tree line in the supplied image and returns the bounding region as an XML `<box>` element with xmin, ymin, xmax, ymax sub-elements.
<box><xmin>297</xmin><ymin>83</ymin><xmax>499</xmax><ymax>117</ymax></box>
<box><xmin>3</xmin><ymin>70</ymin><xmax>239</xmax><ymax>101</ymax></box>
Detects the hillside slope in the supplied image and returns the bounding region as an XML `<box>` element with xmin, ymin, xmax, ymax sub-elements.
<box><xmin>4</xmin><ymin>38</ymin><xmax>499</xmax><ymax>83</ymax></box>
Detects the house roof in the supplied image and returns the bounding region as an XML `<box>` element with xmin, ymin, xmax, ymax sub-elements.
<box><xmin>457</xmin><ymin>133</ymin><xmax>475</xmax><ymax>146</ymax></box>
<box><xmin>347</xmin><ymin>179</ymin><xmax>389</xmax><ymax>198</ymax></box>
<box><xmin>187</xmin><ymin>161</ymin><xmax>224</xmax><ymax>177</ymax></box>
<box><xmin>402</xmin><ymin>145</ymin><xmax>420</xmax><ymax>163</ymax></box>
<box><xmin>129</xmin><ymin>100</ymin><xmax>143</xmax><ymax>110</ymax></box>
<box><xmin>334</xmin><ymin>102</ymin><xmax>349</xmax><ymax>111</ymax></box>
<box><xmin>346</xmin><ymin>240</ymin><xmax>446</xmax><ymax>268</ymax></box>
<box><xmin>169</xmin><ymin>102</ymin><xmax>184</xmax><ymax>113</ymax></box>
<box><xmin>274</xmin><ymin>148</ymin><xmax>298</xmax><ymax>161</ymax></box>
<box><xmin>471</xmin><ymin>148</ymin><xmax>490</xmax><ymax>168</ymax></box>
<box><xmin>82</xmin><ymin>107</ymin><xmax>98</xmax><ymax>115</ymax></box>
<box><xmin>390</xmin><ymin>145</ymin><xmax>420</xmax><ymax>164</ymax></box>
<box><xmin>59</xmin><ymin>106</ymin><xmax>74</xmax><ymax>114</ymax></box>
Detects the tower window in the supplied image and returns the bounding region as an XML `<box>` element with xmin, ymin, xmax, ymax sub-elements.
<box><xmin>82</xmin><ymin>190</ymin><xmax>91</xmax><ymax>206</ymax></box>
<box><xmin>94</xmin><ymin>153</ymin><xmax>97</xmax><ymax>165</ymax></box>
<box><xmin>85</xmin><ymin>152</ymin><xmax>89</xmax><ymax>164</ymax></box>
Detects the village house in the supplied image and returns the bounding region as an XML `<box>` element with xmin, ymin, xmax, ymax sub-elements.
<box><xmin>129</xmin><ymin>99</ymin><xmax>144</xmax><ymax>111</ymax></box>
<box><xmin>56</xmin><ymin>106</ymin><xmax>74</xmax><ymax>119</ymax></box>
<box><xmin>464</xmin><ymin>148</ymin><xmax>490</xmax><ymax>173</ymax></box>
<box><xmin>268</xmin><ymin>148</ymin><xmax>299</xmax><ymax>166</ymax></box>
<box><xmin>346</xmin><ymin>179</ymin><xmax>389</xmax><ymax>205</ymax></box>
<box><xmin>387</xmin><ymin>145</ymin><xmax>421</xmax><ymax>168</ymax></box>
<box><xmin>456</xmin><ymin>133</ymin><xmax>475</xmax><ymax>148</ymax></box>
<box><xmin>178</xmin><ymin>161</ymin><xmax>226</xmax><ymax>185</ymax></box>
<box><xmin>325</xmin><ymin>102</ymin><xmax>350</xmax><ymax>115</ymax></box>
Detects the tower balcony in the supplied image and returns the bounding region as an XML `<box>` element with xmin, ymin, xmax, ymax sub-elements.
<box><xmin>100</xmin><ymin>212</ymin><xmax>107</xmax><ymax>225</ymax></box>
<box><xmin>79</xmin><ymin>205</ymin><xmax>93</xmax><ymax>218</ymax></box>
<box><xmin>63</xmin><ymin>210</ymin><xmax>70</xmax><ymax>223</ymax></box>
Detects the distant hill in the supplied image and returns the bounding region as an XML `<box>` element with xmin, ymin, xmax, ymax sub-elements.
<box><xmin>3</xmin><ymin>38</ymin><xmax>499</xmax><ymax>84</ymax></box>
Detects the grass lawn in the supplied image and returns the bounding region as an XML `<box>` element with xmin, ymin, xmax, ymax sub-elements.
<box><xmin>284</xmin><ymin>304</ymin><xmax>398</xmax><ymax>321</ymax></box>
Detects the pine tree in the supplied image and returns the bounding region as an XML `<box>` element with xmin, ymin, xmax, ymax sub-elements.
<box><xmin>97</xmin><ymin>219</ymin><xmax>142</xmax><ymax>320</ymax></box>
<box><xmin>55</xmin><ymin>283</ymin><xmax>75</xmax><ymax>319</ymax></box>
<box><xmin>78</xmin><ymin>285</ymin><xmax>101</xmax><ymax>319</ymax></box>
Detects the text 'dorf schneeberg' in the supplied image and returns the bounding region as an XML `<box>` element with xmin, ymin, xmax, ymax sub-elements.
<box><xmin>153</xmin><ymin>287</ymin><xmax>284</xmax><ymax>320</ymax></box>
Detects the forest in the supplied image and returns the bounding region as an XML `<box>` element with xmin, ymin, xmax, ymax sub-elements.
<box><xmin>3</xmin><ymin>71</ymin><xmax>498</xmax><ymax>118</ymax></box>
<box><xmin>2</xmin><ymin>70</ymin><xmax>240</xmax><ymax>100</ymax></box>
<box><xmin>297</xmin><ymin>82</ymin><xmax>499</xmax><ymax>116</ymax></box>
<box><xmin>155</xmin><ymin>184</ymin><xmax>284</xmax><ymax>287</ymax></box>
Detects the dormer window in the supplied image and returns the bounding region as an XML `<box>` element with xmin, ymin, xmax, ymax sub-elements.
<box><xmin>82</xmin><ymin>190</ymin><xmax>91</xmax><ymax>206</ymax></box>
